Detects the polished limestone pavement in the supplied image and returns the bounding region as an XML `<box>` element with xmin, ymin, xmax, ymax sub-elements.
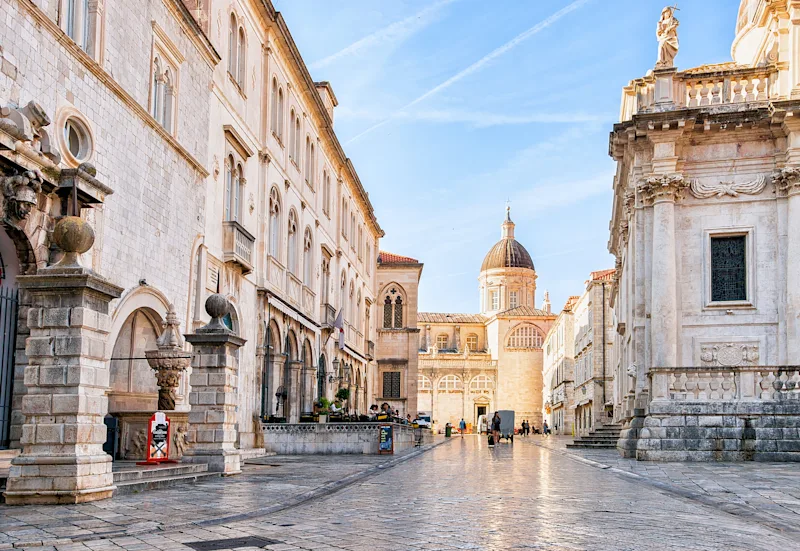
<box><xmin>5</xmin><ymin>436</ymin><xmax>795</xmax><ymax>550</ymax></box>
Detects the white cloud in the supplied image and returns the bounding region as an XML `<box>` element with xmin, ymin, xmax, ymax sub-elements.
<box><xmin>309</xmin><ymin>0</ymin><xmax>458</xmax><ymax>70</ymax></box>
<box><xmin>346</xmin><ymin>0</ymin><xmax>594</xmax><ymax>143</ymax></box>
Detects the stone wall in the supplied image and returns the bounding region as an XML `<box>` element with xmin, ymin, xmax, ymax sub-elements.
<box><xmin>261</xmin><ymin>422</ymin><xmax>429</xmax><ymax>455</ymax></box>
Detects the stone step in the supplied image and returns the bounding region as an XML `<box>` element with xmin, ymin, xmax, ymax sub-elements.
<box><xmin>0</xmin><ymin>449</ymin><xmax>19</xmax><ymax>470</ymax></box>
<box><xmin>114</xmin><ymin>471</ymin><xmax>221</xmax><ymax>496</ymax></box>
<box><xmin>566</xmin><ymin>442</ymin><xmax>619</xmax><ymax>449</ymax></box>
<box><xmin>112</xmin><ymin>462</ymin><xmax>209</xmax><ymax>483</ymax></box>
<box><xmin>574</xmin><ymin>437</ymin><xmax>618</xmax><ymax>443</ymax></box>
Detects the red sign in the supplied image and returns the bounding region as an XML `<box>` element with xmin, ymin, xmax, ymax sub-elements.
<box><xmin>137</xmin><ymin>412</ymin><xmax>174</xmax><ymax>465</ymax></box>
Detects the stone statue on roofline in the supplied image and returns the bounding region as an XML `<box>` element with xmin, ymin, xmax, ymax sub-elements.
<box><xmin>656</xmin><ymin>6</ymin><xmax>679</xmax><ymax>69</ymax></box>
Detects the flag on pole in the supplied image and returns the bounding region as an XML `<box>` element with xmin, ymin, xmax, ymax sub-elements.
<box><xmin>333</xmin><ymin>309</ymin><xmax>345</xmax><ymax>350</ymax></box>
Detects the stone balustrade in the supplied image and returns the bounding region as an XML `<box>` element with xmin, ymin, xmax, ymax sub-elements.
<box><xmin>620</xmin><ymin>65</ymin><xmax>779</xmax><ymax>121</ymax></box>
<box><xmin>649</xmin><ymin>366</ymin><xmax>800</xmax><ymax>402</ymax></box>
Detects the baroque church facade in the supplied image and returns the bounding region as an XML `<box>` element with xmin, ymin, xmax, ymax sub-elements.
<box><xmin>416</xmin><ymin>210</ymin><xmax>555</xmax><ymax>430</ymax></box>
<box><xmin>609</xmin><ymin>1</ymin><xmax>800</xmax><ymax>460</ymax></box>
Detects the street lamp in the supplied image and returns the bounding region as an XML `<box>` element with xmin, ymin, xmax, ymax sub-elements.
<box><xmin>328</xmin><ymin>357</ymin><xmax>342</xmax><ymax>384</ymax></box>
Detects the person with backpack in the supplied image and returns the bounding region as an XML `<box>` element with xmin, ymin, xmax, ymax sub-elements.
<box><xmin>543</xmin><ymin>420</ymin><xmax>550</xmax><ymax>437</ymax></box>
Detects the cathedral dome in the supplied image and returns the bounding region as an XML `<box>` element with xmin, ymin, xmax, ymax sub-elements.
<box><xmin>480</xmin><ymin>207</ymin><xmax>534</xmax><ymax>272</ymax></box>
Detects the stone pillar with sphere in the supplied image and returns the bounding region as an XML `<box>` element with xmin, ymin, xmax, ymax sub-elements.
<box><xmin>4</xmin><ymin>213</ymin><xmax>123</xmax><ymax>504</ymax></box>
<box><xmin>183</xmin><ymin>294</ymin><xmax>245</xmax><ymax>475</ymax></box>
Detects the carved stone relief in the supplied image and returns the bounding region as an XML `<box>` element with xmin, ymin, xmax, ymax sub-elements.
<box><xmin>689</xmin><ymin>175</ymin><xmax>768</xmax><ymax>199</ymax></box>
<box><xmin>699</xmin><ymin>343</ymin><xmax>759</xmax><ymax>367</ymax></box>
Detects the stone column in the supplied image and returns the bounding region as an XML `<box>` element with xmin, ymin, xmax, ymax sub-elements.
<box><xmin>639</xmin><ymin>174</ymin><xmax>687</xmax><ymax>373</ymax></box>
<box><xmin>184</xmin><ymin>295</ymin><xmax>245</xmax><ymax>475</ymax></box>
<box><xmin>775</xmin><ymin>167</ymin><xmax>800</xmax><ymax>362</ymax></box>
<box><xmin>4</xmin><ymin>216</ymin><xmax>122</xmax><ymax>504</ymax></box>
<box><xmin>287</xmin><ymin>359</ymin><xmax>302</xmax><ymax>422</ymax></box>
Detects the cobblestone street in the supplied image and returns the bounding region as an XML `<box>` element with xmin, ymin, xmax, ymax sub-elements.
<box><xmin>2</xmin><ymin>437</ymin><xmax>799</xmax><ymax>550</ymax></box>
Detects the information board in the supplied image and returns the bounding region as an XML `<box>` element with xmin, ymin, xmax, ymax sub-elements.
<box><xmin>137</xmin><ymin>411</ymin><xmax>172</xmax><ymax>465</ymax></box>
<box><xmin>378</xmin><ymin>424</ymin><xmax>393</xmax><ymax>455</ymax></box>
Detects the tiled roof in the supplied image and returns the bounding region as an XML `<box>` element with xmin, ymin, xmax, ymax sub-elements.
<box><xmin>378</xmin><ymin>251</ymin><xmax>420</xmax><ymax>264</ymax></box>
<box><xmin>418</xmin><ymin>313</ymin><xmax>487</xmax><ymax>324</ymax></box>
<box><xmin>563</xmin><ymin>296</ymin><xmax>580</xmax><ymax>312</ymax></box>
<box><xmin>590</xmin><ymin>268</ymin><xmax>615</xmax><ymax>282</ymax></box>
<box><xmin>497</xmin><ymin>306</ymin><xmax>554</xmax><ymax>318</ymax></box>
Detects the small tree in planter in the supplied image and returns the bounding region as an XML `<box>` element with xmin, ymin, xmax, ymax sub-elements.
<box><xmin>317</xmin><ymin>398</ymin><xmax>331</xmax><ymax>423</ymax></box>
<box><xmin>335</xmin><ymin>388</ymin><xmax>350</xmax><ymax>420</ymax></box>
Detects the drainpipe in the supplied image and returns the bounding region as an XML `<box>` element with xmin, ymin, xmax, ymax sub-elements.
<box><xmin>602</xmin><ymin>282</ymin><xmax>607</xmax><ymax>412</ymax></box>
<box><xmin>261</xmin><ymin>312</ymin><xmax>270</xmax><ymax>421</ymax></box>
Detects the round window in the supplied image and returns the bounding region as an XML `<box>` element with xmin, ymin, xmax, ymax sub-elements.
<box><xmin>63</xmin><ymin>118</ymin><xmax>92</xmax><ymax>161</ymax></box>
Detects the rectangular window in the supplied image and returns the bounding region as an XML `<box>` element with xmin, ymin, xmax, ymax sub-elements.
<box><xmin>509</xmin><ymin>291</ymin><xmax>518</xmax><ymax>309</ymax></box>
<box><xmin>711</xmin><ymin>235</ymin><xmax>747</xmax><ymax>302</ymax></box>
<box><xmin>383</xmin><ymin>372</ymin><xmax>401</xmax><ymax>398</ymax></box>
<box><xmin>491</xmin><ymin>290</ymin><xmax>499</xmax><ymax>311</ymax></box>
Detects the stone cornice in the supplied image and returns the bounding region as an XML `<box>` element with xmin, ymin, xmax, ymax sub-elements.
<box><xmin>637</xmin><ymin>173</ymin><xmax>689</xmax><ymax>205</ymax></box>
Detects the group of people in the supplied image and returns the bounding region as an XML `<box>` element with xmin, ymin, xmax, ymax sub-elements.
<box><xmin>369</xmin><ymin>403</ymin><xmax>416</xmax><ymax>424</ymax></box>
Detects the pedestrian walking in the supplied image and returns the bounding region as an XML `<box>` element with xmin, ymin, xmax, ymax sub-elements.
<box><xmin>523</xmin><ymin>419</ymin><xmax>530</xmax><ymax>436</ymax></box>
<box><xmin>543</xmin><ymin>420</ymin><xmax>550</xmax><ymax>437</ymax></box>
<box><xmin>491</xmin><ymin>412</ymin><xmax>501</xmax><ymax>445</ymax></box>
<box><xmin>459</xmin><ymin>418</ymin><xmax>466</xmax><ymax>436</ymax></box>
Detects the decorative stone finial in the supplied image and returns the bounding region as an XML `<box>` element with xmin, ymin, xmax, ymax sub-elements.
<box><xmin>146</xmin><ymin>304</ymin><xmax>191</xmax><ymax>411</ymax></box>
<box><xmin>52</xmin><ymin>216</ymin><xmax>95</xmax><ymax>268</ymax></box>
<box><xmin>656</xmin><ymin>6</ymin><xmax>679</xmax><ymax>69</ymax></box>
<box><xmin>197</xmin><ymin>293</ymin><xmax>232</xmax><ymax>333</ymax></box>
<box><xmin>156</xmin><ymin>304</ymin><xmax>184</xmax><ymax>349</ymax></box>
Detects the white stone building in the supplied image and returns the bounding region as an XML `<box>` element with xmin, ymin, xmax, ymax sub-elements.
<box><xmin>0</xmin><ymin>0</ymin><xmax>384</xmax><ymax>504</ymax></box>
<box><xmin>608</xmin><ymin>2</ymin><xmax>800</xmax><ymax>460</ymax></box>
<box><xmin>417</xmin><ymin>210</ymin><xmax>555</xmax><ymax>431</ymax></box>
<box><xmin>542</xmin><ymin>296</ymin><xmax>578</xmax><ymax>435</ymax></box>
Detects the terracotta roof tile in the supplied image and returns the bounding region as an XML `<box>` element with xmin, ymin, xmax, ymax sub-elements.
<box><xmin>590</xmin><ymin>268</ymin><xmax>615</xmax><ymax>282</ymax></box>
<box><xmin>378</xmin><ymin>251</ymin><xmax>419</xmax><ymax>264</ymax></box>
<box><xmin>563</xmin><ymin>296</ymin><xmax>581</xmax><ymax>311</ymax></box>
<box><xmin>497</xmin><ymin>306</ymin><xmax>554</xmax><ymax>318</ymax></box>
<box><xmin>417</xmin><ymin>313</ymin><xmax>487</xmax><ymax>324</ymax></box>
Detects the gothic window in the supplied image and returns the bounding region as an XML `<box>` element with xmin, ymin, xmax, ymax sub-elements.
<box><xmin>466</xmin><ymin>333</ymin><xmax>479</xmax><ymax>351</ymax></box>
<box><xmin>382</xmin><ymin>371</ymin><xmax>401</xmax><ymax>398</ymax></box>
<box><xmin>322</xmin><ymin>171</ymin><xmax>331</xmax><ymax>216</ymax></box>
<box><xmin>287</xmin><ymin>210</ymin><xmax>298</xmax><ymax>274</ymax></box>
<box><xmin>305</xmin><ymin>138</ymin><xmax>315</xmax><ymax>189</ymax></box>
<box><xmin>491</xmin><ymin>290</ymin><xmax>499</xmax><ymax>311</ymax></box>
<box><xmin>436</xmin><ymin>334</ymin><xmax>448</xmax><ymax>350</ymax></box>
<box><xmin>393</xmin><ymin>296</ymin><xmax>403</xmax><ymax>328</ymax></box>
<box><xmin>303</xmin><ymin>228</ymin><xmax>313</xmax><ymax>286</ymax></box>
<box><xmin>438</xmin><ymin>374</ymin><xmax>463</xmax><ymax>391</ymax></box>
<box><xmin>224</xmin><ymin>156</ymin><xmax>244</xmax><ymax>222</ymax></box>
<box><xmin>294</xmin><ymin>117</ymin><xmax>301</xmax><ymax>166</ymax></box>
<box><xmin>350</xmin><ymin>214</ymin><xmax>356</xmax><ymax>251</ymax></box>
<box><xmin>340</xmin><ymin>272</ymin><xmax>347</xmax><ymax>318</ymax></box>
<box><xmin>470</xmin><ymin>375</ymin><xmax>494</xmax><ymax>391</ymax></box>
<box><xmin>321</xmin><ymin>256</ymin><xmax>330</xmax><ymax>304</ymax></box>
<box><xmin>418</xmin><ymin>374</ymin><xmax>432</xmax><ymax>391</ymax></box>
<box><xmin>358</xmin><ymin>227</ymin><xmax>363</xmax><ymax>261</ymax></box>
<box><xmin>277</xmin><ymin>88</ymin><xmax>284</xmax><ymax>141</ymax></box>
<box><xmin>341</xmin><ymin>200</ymin><xmax>348</xmax><ymax>239</ymax></box>
<box><xmin>269</xmin><ymin>187</ymin><xmax>280</xmax><ymax>258</ymax></box>
<box><xmin>383</xmin><ymin>296</ymin><xmax>392</xmax><ymax>328</ymax></box>
<box><xmin>228</xmin><ymin>13</ymin><xmax>237</xmax><ymax>77</ymax></box>
<box><xmin>237</xmin><ymin>26</ymin><xmax>246</xmax><ymax>89</ymax></box>
<box><xmin>509</xmin><ymin>290</ymin><xmax>519</xmax><ymax>309</ymax></box>
<box><xmin>63</xmin><ymin>0</ymin><xmax>96</xmax><ymax>55</ymax></box>
<box><xmin>270</xmin><ymin>78</ymin><xmax>279</xmax><ymax>135</ymax></box>
<box><xmin>150</xmin><ymin>55</ymin><xmax>177</xmax><ymax>133</ymax></box>
<box><xmin>289</xmin><ymin>110</ymin><xmax>297</xmax><ymax>162</ymax></box>
<box><xmin>356</xmin><ymin>291</ymin><xmax>362</xmax><ymax>330</ymax></box>
<box><xmin>349</xmin><ymin>281</ymin><xmax>355</xmax><ymax>323</ymax></box>
<box><xmin>711</xmin><ymin>235</ymin><xmax>747</xmax><ymax>302</ymax></box>
<box><xmin>507</xmin><ymin>325</ymin><xmax>544</xmax><ymax>349</ymax></box>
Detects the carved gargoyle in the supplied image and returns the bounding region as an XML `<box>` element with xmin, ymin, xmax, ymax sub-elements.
<box><xmin>1</xmin><ymin>169</ymin><xmax>43</xmax><ymax>222</ymax></box>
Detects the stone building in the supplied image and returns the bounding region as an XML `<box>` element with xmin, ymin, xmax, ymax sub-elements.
<box><xmin>375</xmin><ymin>252</ymin><xmax>423</xmax><ymax>418</ymax></box>
<box><xmin>542</xmin><ymin>296</ymin><xmax>578</xmax><ymax>435</ymax></box>
<box><xmin>572</xmin><ymin>270</ymin><xmax>615</xmax><ymax>436</ymax></box>
<box><xmin>417</xmin><ymin>209</ymin><xmax>555</xmax><ymax>430</ymax></box>
<box><xmin>608</xmin><ymin>2</ymin><xmax>800</xmax><ymax>460</ymax></box>
<box><xmin>0</xmin><ymin>0</ymin><xmax>383</xmax><ymax>504</ymax></box>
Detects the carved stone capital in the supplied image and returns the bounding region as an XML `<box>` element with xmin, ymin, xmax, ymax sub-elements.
<box><xmin>773</xmin><ymin>167</ymin><xmax>800</xmax><ymax>197</ymax></box>
<box><xmin>637</xmin><ymin>173</ymin><xmax>688</xmax><ymax>204</ymax></box>
<box><xmin>623</xmin><ymin>189</ymin><xmax>636</xmax><ymax>218</ymax></box>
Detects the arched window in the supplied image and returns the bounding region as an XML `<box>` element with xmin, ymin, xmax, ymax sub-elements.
<box><xmin>322</xmin><ymin>171</ymin><xmax>330</xmax><ymax>215</ymax></box>
<box><xmin>350</xmin><ymin>214</ymin><xmax>356</xmax><ymax>248</ymax></box>
<box><xmin>152</xmin><ymin>58</ymin><xmax>162</xmax><ymax>122</ymax></box>
<box><xmin>289</xmin><ymin>110</ymin><xmax>297</xmax><ymax>161</ymax></box>
<box><xmin>356</xmin><ymin>291</ymin><xmax>362</xmax><ymax>330</ymax></box>
<box><xmin>309</xmin><ymin>143</ymin><xmax>315</xmax><ymax>188</ymax></box>
<box><xmin>341</xmin><ymin>199</ymin><xmax>348</xmax><ymax>239</ymax></box>
<box><xmin>303</xmin><ymin>227</ymin><xmax>313</xmax><ymax>286</ymax></box>
<box><xmin>237</xmin><ymin>26</ymin><xmax>246</xmax><ymax>88</ymax></box>
<box><xmin>383</xmin><ymin>296</ymin><xmax>392</xmax><ymax>328</ymax></box>
<box><xmin>294</xmin><ymin>117</ymin><xmax>301</xmax><ymax>164</ymax></box>
<box><xmin>287</xmin><ymin>210</ymin><xmax>298</xmax><ymax>274</ymax></box>
<box><xmin>381</xmin><ymin>287</ymin><xmax>404</xmax><ymax>329</ymax></box>
<box><xmin>270</xmin><ymin>78</ymin><xmax>278</xmax><ymax>134</ymax></box>
<box><xmin>340</xmin><ymin>272</ymin><xmax>347</xmax><ymax>318</ymax></box>
<box><xmin>349</xmin><ymin>281</ymin><xmax>355</xmax><ymax>323</ymax></box>
<box><xmin>507</xmin><ymin>324</ymin><xmax>544</xmax><ymax>349</ymax></box>
<box><xmin>438</xmin><ymin>375</ymin><xmax>463</xmax><ymax>391</ymax></box>
<box><xmin>466</xmin><ymin>333</ymin><xmax>479</xmax><ymax>351</ymax></box>
<box><xmin>269</xmin><ymin>187</ymin><xmax>280</xmax><ymax>258</ymax></box>
<box><xmin>321</xmin><ymin>257</ymin><xmax>330</xmax><ymax>304</ymax></box>
<box><xmin>228</xmin><ymin>13</ymin><xmax>237</xmax><ymax>76</ymax></box>
<box><xmin>224</xmin><ymin>155</ymin><xmax>234</xmax><ymax>221</ymax></box>
<box><xmin>162</xmin><ymin>69</ymin><xmax>174</xmax><ymax>133</ymax></box>
<box><xmin>305</xmin><ymin>137</ymin><xmax>311</xmax><ymax>186</ymax></box>
<box><xmin>394</xmin><ymin>296</ymin><xmax>403</xmax><ymax>328</ymax></box>
<box><xmin>436</xmin><ymin>334</ymin><xmax>448</xmax><ymax>350</ymax></box>
<box><xmin>470</xmin><ymin>375</ymin><xmax>494</xmax><ymax>391</ymax></box>
<box><xmin>277</xmin><ymin>88</ymin><xmax>284</xmax><ymax>140</ymax></box>
<box><xmin>418</xmin><ymin>374</ymin><xmax>432</xmax><ymax>391</ymax></box>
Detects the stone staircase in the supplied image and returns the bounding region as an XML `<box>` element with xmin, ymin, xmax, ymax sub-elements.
<box><xmin>113</xmin><ymin>462</ymin><xmax>221</xmax><ymax>495</ymax></box>
<box><xmin>566</xmin><ymin>424</ymin><xmax>622</xmax><ymax>450</ymax></box>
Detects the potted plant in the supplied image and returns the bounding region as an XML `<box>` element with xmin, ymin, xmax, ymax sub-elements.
<box><xmin>335</xmin><ymin>387</ymin><xmax>350</xmax><ymax>403</ymax></box>
<box><xmin>317</xmin><ymin>397</ymin><xmax>331</xmax><ymax>423</ymax></box>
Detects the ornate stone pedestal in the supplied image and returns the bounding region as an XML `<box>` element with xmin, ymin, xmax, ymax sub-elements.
<box><xmin>183</xmin><ymin>295</ymin><xmax>244</xmax><ymax>475</ymax></box>
<box><xmin>4</xmin><ymin>217</ymin><xmax>123</xmax><ymax>504</ymax></box>
<box><xmin>145</xmin><ymin>306</ymin><xmax>191</xmax><ymax>411</ymax></box>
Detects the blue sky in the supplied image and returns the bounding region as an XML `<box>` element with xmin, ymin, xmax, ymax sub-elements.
<box><xmin>274</xmin><ymin>0</ymin><xmax>741</xmax><ymax>314</ymax></box>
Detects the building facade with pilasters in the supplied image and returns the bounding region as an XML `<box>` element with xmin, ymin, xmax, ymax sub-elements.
<box><xmin>609</xmin><ymin>0</ymin><xmax>800</xmax><ymax>460</ymax></box>
<box><xmin>0</xmin><ymin>0</ymin><xmax>383</xmax><ymax>504</ymax></box>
